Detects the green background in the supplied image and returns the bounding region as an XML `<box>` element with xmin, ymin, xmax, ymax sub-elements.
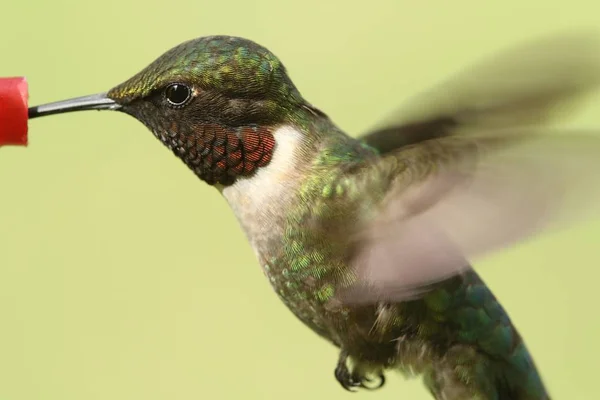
<box><xmin>1</xmin><ymin>1</ymin><xmax>599</xmax><ymax>399</ymax></box>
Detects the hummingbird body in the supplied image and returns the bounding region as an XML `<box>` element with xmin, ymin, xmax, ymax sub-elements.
<box><xmin>29</xmin><ymin>32</ymin><xmax>600</xmax><ymax>399</ymax></box>
<box><xmin>220</xmin><ymin>116</ymin><xmax>547</xmax><ymax>399</ymax></box>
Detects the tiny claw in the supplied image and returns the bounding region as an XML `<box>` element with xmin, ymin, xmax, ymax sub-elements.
<box><xmin>334</xmin><ymin>350</ymin><xmax>387</xmax><ymax>392</ymax></box>
<box><xmin>358</xmin><ymin>372</ymin><xmax>386</xmax><ymax>390</ymax></box>
<box><xmin>335</xmin><ymin>351</ymin><xmax>362</xmax><ymax>392</ymax></box>
<box><xmin>335</xmin><ymin>359</ymin><xmax>361</xmax><ymax>391</ymax></box>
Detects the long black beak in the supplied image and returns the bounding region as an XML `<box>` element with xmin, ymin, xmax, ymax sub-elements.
<box><xmin>28</xmin><ymin>92</ymin><xmax>121</xmax><ymax>119</ymax></box>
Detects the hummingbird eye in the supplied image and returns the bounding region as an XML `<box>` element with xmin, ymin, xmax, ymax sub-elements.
<box><xmin>165</xmin><ymin>83</ymin><xmax>192</xmax><ymax>107</ymax></box>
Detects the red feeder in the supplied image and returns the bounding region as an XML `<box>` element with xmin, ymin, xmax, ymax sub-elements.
<box><xmin>0</xmin><ymin>77</ymin><xmax>29</xmax><ymax>146</ymax></box>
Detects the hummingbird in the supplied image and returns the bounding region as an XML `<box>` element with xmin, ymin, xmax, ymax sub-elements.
<box><xmin>26</xmin><ymin>31</ymin><xmax>600</xmax><ymax>399</ymax></box>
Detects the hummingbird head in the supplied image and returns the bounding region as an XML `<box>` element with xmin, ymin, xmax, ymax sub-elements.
<box><xmin>29</xmin><ymin>36</ymin><xmax>323</xmax><ymax>185</ymax></box>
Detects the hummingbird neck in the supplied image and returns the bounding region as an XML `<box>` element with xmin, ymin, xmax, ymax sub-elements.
<box><xmin>218</xmin><ymin>116</ymin><xmax>372</xmax><ymax>274</ymax></box>
<box><xmin>218</xmin><ymin>123</ymin><xmax>310</xmax><ymax>244</ymax></box>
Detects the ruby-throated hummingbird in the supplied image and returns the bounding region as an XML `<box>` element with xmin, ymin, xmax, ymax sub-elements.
<box><xmin>25</xmin><ymin>31</ymin><xmax>600</xmax><ymax>399</ymax></box>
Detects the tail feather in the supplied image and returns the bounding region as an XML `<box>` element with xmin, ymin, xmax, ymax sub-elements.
<box><xmin>414</xmin><ymin>270</ymin><xmax>550</xmax><ymax>399</ymax></box>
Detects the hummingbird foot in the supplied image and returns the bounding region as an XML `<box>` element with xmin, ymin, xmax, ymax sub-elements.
<box><xmin>334</xmin><ymin>351</ymin><xmax>386</xmax><ymax>392</ymax></box>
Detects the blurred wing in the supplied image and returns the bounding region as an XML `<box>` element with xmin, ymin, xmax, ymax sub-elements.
<box><xmin>359</xmin><ymin>30</ymin><xmax>600</xmax><ymax>154</ymax></box>
<box><xmin>341</xmin><ymin>129</ymin><xmax>600</xmax><ymax>305</ymax></box>
<box><xmin>338</xmin><ymin>30</ymin><xmax>600</xmax><ymax>305</ymax></box>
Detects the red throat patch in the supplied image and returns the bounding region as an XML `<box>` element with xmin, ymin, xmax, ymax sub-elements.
<box><xmin>183</xmin><ymin>124</ymin><xmax>276</xmax><ymax>185</ymax></box>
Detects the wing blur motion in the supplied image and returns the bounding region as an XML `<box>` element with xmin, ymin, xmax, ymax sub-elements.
<box><xmin>360</xmin><ymin>30</ymin><xmax>600</xmax><ymax>153</ymax></box>
<box><xmin>342</xmin><ymin>31</ymin><xmax>600</xmax><ymax>304</ymax></box>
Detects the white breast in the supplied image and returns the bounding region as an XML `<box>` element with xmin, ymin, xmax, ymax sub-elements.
<box><xmin>220</xmin><ymin>124</ymin><xmax>306</xmax><ymax>250</ymax></box>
